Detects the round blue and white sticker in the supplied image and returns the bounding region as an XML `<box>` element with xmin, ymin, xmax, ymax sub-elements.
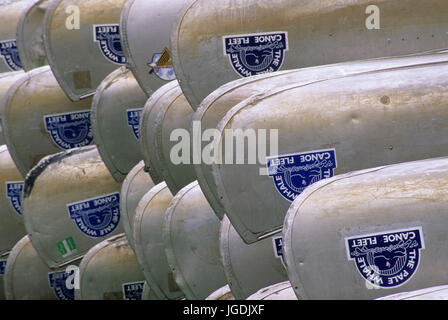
<box><xmin>67</xmin><ymin>192</ymin><xmax>120</xmax><ymax>238</ymax></box>
<box><xmin>223</xmin><ymin>31</ymin><xmax>288</xmax><ymax>77</ymax></box>
<box><xmin>346</xmin><ymin>227</ymin><xmax>425</xmax><ymax>288</ymax></box>
<box><xmin>6</xmin><ymin>181</ymin><xmax>24</xmax><ymax>216</ymax></box>
<box><xmin>48</xmin><ymin>270</ymin><xmax>75</xmax><ymax>300</ymax></box>
<box><xmin>44</xmin><ymin>110</ymin><xmax>93</xmax><ymax>150</ymax></box>
<box><xmin>122</xmin><ymin>281</ymin><xmax>145</xmax><ymax>300</ymax></box>
<box><xmin>267</xmin><ymin>149</ymin><xmax>337</xmax><ymax>202</ymax></box>
<box><xmin>93</xmin><ymin>24</ymin><xmax>126</xmax><ymax>65</ymax></box>
<box><xmin>0</xmin><ymin>39</ymin><xmax>22</xmax><ymax>71</ymax></box>
<box><xmin>126</xmin><ymin>108</ymin><xmax>143</xmax><ymax>140</ymax></box>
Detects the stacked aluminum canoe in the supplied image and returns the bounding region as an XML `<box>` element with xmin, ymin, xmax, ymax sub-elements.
<box><xmin>0</xmin><ymin>0</ymin><xmax>447</xmax><ymax>300</ymax></box>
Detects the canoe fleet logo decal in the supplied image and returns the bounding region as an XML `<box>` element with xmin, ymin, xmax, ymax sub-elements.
<box><xmin>67</xmin><ymin>192</ymin><xmax>120</xmax><ymax>238</ymax></box>
<box><xmin>0</xmin><ymin>39</ymin><xmax>22</xmax><ymax>71</ymax></box>
<box><xmin>93</xmin><ymin>24</ymin><xmax>126</xmax><ymax>65</ymax></box>
<box><xmin>6</xmin><ymin>181</ymin><xmax>24</xmax><ymax>216</ymax></box>
<box><xmin>126</xmin><ymin>108</ymin><xmax>143</xmax><ymax>140</ymax></box>
<box><xmin>122</xmin><ymin>281</ymin><xmax>145</xmax><ymax>300</ymax></box>
<box><xmin>44</xmin><ymin>110</ymin><xmax>93</xmax><ymax>150</ymax></box>
<box><xmin>346</xmin><ymin>227</ymin><xmax>424</xmax><ymax>288</ymax></box>
<box><xmin>272</xmin><ymin>235</ymin><xmax>286</xmax><ymax>267</ymax></box>
<box><xmin>223</xmin><ymin>32</ymin><xmax>288</xmax><ymax>77</ymax></box>
<box><xmin>48</xmin><ymin>270</ymin><xmax>75</xmax><ymax>300</ymax></box>
<box><xmin>148</xmin><ymin>47</ymin><xmax>176</xmax><ymax>81</ymax></box>
<box><xmin>0</xmin><ymin>259</ymin><xmax>6</xmax><ymax>275</ymax></box>
<box><xmin>267</xmin><ymin>149</ymin><xmax>337</xmax><ymax>202</ymax></box>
